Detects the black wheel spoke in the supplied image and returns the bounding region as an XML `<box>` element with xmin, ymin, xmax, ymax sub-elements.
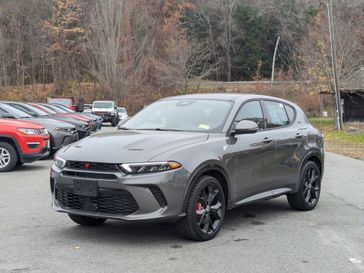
<box><xmin>305</xmin><ymin>188</ymin><xmax>311</xmax><ymax>203</ymax></box>
<box><xmin>197</xmin><ymin>212</ymin><xmax>207</xmax><ymax>226</ymax></box>
<box><xmin>207</xmin><ymin>185</ymin><xmax>214</xmax><ymax>204</ymax></box>
<box><xmin>195</xmin><ymin>183</ymin><xmax>224</xmax><ymax>235</ymax></box>
<box><xmin>302</xmin><ymin>167</ymin><xmax>321</xmax><ymax>206</ymax></box>
<box><xmin>210</xmin><ymin>201</ymin><xmax>222</xmax><ymax>212</ymax></box>
<box><xmin>203</xmin><ymin>215</ymin><xmax>210</xmax><ymax>233</ymax></box>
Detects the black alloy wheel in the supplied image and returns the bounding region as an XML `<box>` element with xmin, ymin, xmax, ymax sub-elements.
<box><xmin>177</xmin><ymin>175</ymin><xmax>226</xmax><ymax>241</ymax></box>
<box><xmin>287</xmin><ymin>161</ymin><xmax>321</xmax><ymax>211</ymax></box>
<box><xmin>195</xmin><ymin>183</ymin><xmax>224</xmax><ymax>235</ymax></box>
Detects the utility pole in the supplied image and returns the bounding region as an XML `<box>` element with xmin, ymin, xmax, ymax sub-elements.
<box><xmin>327</xmin><ymin>0</ymin><xmax>343</xmax><ymax>130</ymax></box>
<box><xmin>271</xmin><ymin>36</ymin><xmax>280</xmax><ymax>86</ymax></box>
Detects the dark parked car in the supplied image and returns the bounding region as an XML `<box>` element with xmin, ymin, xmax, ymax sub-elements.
<box><xmin>0</xmin><ymin>103</ymin><xmax>78</xmax><ymax>154</ymax></box>
<box><xmin>2</xmin><ymin>102</ymin><xmax>91</xmax><ymax>140</ymax></box>
<box><xmin>50</xmin><ymin>94</ymin><xmax>324</xmax><ymax>241</ymax></box>
<box><xmin>39</xmin><ymin>103</ymin><xmax>97</xmax><ymax>132</ymax></box>
<box><xmin>52</xmin><ymin>104</ymin><xmax>103</xmax><ymax>130</ymax></box>
<box><xmin>29</xmin><ymin>103</ymin><xmax>92</xmax><ymax>139</ymax></box>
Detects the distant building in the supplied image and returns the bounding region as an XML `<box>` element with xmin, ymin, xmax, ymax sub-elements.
<box><xmin>341</xmin><ymin>67</ymin><xmax>364</xmax><ymax>122</ymax></box>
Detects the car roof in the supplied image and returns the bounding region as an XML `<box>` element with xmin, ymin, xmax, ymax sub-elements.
<box><xmin>160</xmin><ymin>93</ymin><xmax>295</xmax><ymax>105</ymax></box>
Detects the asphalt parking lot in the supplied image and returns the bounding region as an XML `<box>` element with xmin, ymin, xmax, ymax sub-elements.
<box><xmin>0</xmin><ymin>128</ymin><xmax>363</xmax><ymax>273</ymax></box>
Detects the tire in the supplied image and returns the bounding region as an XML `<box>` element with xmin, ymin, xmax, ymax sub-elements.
<box><xmin>287</xmin><ymin>161</ymin><xmax>321</xmax><ymax>211</ymax></box>
<box><xmin>177</xmin><ymin>175</ymin><xmax>226</xmax><ymax>241</ymax></box>
<box><xmin>68</xmin><ymin>214</ymin><xmax>107</xmax><ymax>226</ymax></box>
<box><xmin>111</xmin><ymin>117</ymin><xmax>118</xmax><ymax>127</ymax></box>
<box><xmin>0</xmin><ymin>142</ymin><xmax>18</xmax><ymax>172</ymax></box>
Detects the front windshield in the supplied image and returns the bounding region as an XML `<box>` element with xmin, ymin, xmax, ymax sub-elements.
<box><xmin>43</xmin><ymin>104</ymin><xmax>67</xmax><ymax>113</ymax></box>
<box><xmin>48</xmin><ymin>98</ymin><xmax>72</xmax><ymax>106</ymax></box>
<box><xmin>55</xmin><ymin>104</ymin><xmax>74</xmax><ymax>113</ymax></box>
<box><xmin>34</xmin><ymin>104</ymin><xmax>56</xmax><ymax>114</ymax></box>
<box><xmin>123</xmin><ymin>99</ymin><xmax>233</xmax><ymax>133</ymax></box>
<box><xmin>93</xmin><ymin>102</ymin><xmax>114</xmax><ymax>108</ymax></box>
<box><xmin>25</xmin><ymin>104</ymin><xmax>50</xmax><ymax>116</ymax></box>
<box><xmin>0</xmin><ymin>104</ymin><xmax>32</xmax><ymax>118</ymax></box>
<box><xmin>13</xmin><ymin>104</ymin><xmax>49</xmax><ymax>117</ymax></box>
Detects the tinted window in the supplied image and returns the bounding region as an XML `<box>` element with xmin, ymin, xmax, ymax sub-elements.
<box><xmin>8</xmin><ymin>104</ymin><xmax>38</xmax><ymax>117</ymax></box>
<box><xmin>284</xmin><ymin>104</ymin><xmax>295</xmax><ymax>122</ymax></box>
<box><xmin>0</xmin><ymin>104</ymin><xmax>31</xmax><ymax>118</ymax></box>
<box><xmin>235</xmin><ymin>101</ymin><xmax>264</xmax><ymax>129</ymax></box>
<box><xmin>264</xmin><ymin>101</ymin><xmax>289</xmax><ymax>128</ymax></box>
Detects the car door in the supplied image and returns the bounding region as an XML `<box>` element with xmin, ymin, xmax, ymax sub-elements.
<box><xmin>225</xmin><ymin>100</ymin><xmax>277</xmax><ymax>204</ymax></box>
<box><xmin>261</xmin><ymin>100</ymin><xmax>305</xmax><ymax>190</ymax></box>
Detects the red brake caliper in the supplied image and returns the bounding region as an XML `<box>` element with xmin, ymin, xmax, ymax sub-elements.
<box><xmin>196</xmin><ymin>202</ymin><xmax>203</xmax><ymax>211</ymax></box>
<box><xmin>196</xmin><ymin>201</ymin><xmax>203</xmax><ymax>222</ymax></box>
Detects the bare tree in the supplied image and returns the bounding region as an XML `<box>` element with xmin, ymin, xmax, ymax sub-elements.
<box><xmin>88</xmin><ymin>0</ymin><xmax>128</xmax><ymax>101</ymax></box>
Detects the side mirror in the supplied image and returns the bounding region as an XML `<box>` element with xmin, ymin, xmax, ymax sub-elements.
<box><xmin>2</xmin><ymin>113</ymin><xmax>16</xmax><ymax>119</ymax></box>
<box><xmin>232</xmin><ymin>120</ymin><xmax>259</xmax><ymax>135</ymax></box>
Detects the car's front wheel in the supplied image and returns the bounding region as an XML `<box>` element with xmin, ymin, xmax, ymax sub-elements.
<box><xmin>0</xmin><ymin>142</ymin><xmax>18</xmax><ymax>172</ymax></box>
<box><xmin>177</xmin><ymin>175</ymin><xmax>226</xmax><ymax>241</ymax></box>
<box><xmin>68</xmin><ymin>214</ymin><xmax>107</xmax><ymax>226</ymax></box>
<box><xmin>287</xmin><ymin>161</ymin><xmax>321</xmax><ymax>211</ymax></box>
<box><xmin>111</xmin><ymin>117</ymin><xmax>118</xmax><ymax>127</ymax></box>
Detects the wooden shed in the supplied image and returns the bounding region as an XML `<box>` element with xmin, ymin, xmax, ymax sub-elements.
<box><xmin>341</xmin><ymin>67</ymin><xmax>364</xmax><ymax>122</ymax></box>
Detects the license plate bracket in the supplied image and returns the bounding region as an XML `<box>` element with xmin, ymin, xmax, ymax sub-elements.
<box><xmin>73</xmin><ymin>180</ymin><xmax>98</xmax><ymax>197</ymax></box>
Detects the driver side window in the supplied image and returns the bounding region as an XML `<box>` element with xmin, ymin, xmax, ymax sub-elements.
<box><xmin>235</xmin><ymin>101</ymin><xmax>265</xmax><ymax>129</ymax></box>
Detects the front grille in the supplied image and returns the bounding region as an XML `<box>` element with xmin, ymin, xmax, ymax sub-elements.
<box><xmin>66</xmin><ymin>161</ymin><xmax>120</xmax><ymax>172</ymax></box>
<box><xmin>55</xmin><ymin>185</ymin><xmax>139</xmax><ymax>215</ymax></box>
<box><xmin>35</xmin><ymin>128</ymin><xmax>47</xmax><ymax>135</ymax></box>
<box><xmin>148</xmin><ymin>186</ymin><xmax>167</xmax><ymax>207</ymax></box>
<box><xmin>62</xmin><ymin>171</ymin><xmax>118</xmax><ymax>180</ymax></box>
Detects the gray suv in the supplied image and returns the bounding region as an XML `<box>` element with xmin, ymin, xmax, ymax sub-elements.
<box><xmin>50</xmin><ymin>94</ymin><xmax>324</xmax><ymax>241</ymax></box>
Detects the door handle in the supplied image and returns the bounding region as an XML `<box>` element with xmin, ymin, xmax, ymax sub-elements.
<box><xmin>295</xmin><ymin>133</ymin><xmax>304</xmax><ymax>139</ymax></box>
<box><xmin>263</xmin><ymin>137</ymin><xmax>273</xmax><ymax>143</ymax></box>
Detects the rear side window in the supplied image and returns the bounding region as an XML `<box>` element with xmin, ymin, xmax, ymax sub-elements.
<box><xmin>235</xmin><ymin>101</ymin><xmax>265</xmax><ymax>129</ymax></box>
<box><xmin>264</xmin><ymin>101</ymin><xmax>289</xmax><ymax>128</ymax></box>
<box><xmin>284</xmin><ymin>104</ymin><xmax>295</xmax><ymax>122</ymax></box>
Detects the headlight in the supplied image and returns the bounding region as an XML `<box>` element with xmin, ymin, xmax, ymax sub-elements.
<box><xmin>18</xmin><ymin>128</ymin><xmax>38</xmax><ymax>135</ymax></box>
<box><xmin>54</xmin><ymin>127</ymin><xmax>73</xmax><ymax>132</ymax></box>
<box><xmin>120</xmin><ymin>161</ymin><xmax>181</xmax><ymax>174</ymax></box>
<box><xmin>54</xmin><ymin>156</ymin><xmax>67</xmax><ymax>169</ymax></box>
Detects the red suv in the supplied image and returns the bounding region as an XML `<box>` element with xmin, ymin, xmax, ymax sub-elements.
<box><xmin>0</xmin><ymin>119</ymin><xmax>50</xmax><ymax>172</ymax></box>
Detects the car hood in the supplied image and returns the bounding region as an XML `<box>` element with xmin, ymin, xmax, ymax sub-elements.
<box><xmin>0</xmin><ymin>118</ymin><xmax>44</xmax><ymax>129</ymax></box>
<box><xmin>21</xmin><ymin>118</ymin><xmax>74</xmax><ymax>131</ymax></box>
<box><xmin>59</xmin><ymin>130</ymin><xmax>208</xmax><ymax>163</ymax></box>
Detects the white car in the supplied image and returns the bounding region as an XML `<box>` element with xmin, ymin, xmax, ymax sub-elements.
<box><xmin>117</xmin><ymin>107</ymin><xmax>128</xmax><ymax>121</ymax></box>
<box><xmin>92</xmin><ymin>101</ymin><xmax>119</xmax><ymax>127</ymax></box>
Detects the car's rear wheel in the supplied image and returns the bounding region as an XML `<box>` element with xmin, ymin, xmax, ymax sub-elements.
<box><xmin>68</xmin><ymin>214</ymin><xmax>107</xmax><ymax>226</ymax></box>
<box><xmin>0</xmin><ymin>142</ymin><xmax>18</xmax><ymax>172</ymax></box>
<box><xmin>177</xmin><ymin>175</ymin><xmax>225</xmax><ymax>241</ymax></box>
<box><xmin>287</xmin><ymin>161</ymin><xmax>321</xmax><ymax>211</ymax></box>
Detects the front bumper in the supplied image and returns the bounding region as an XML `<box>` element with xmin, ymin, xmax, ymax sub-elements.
<box><xmin>50</xmin><ymin>164</ymin><xmax>189</xmax><ymax>222</ymax></box>
<box><xmin>21</xmin><ymin>145</ymin><xmax>50</xmax><ymax>163</ymax></box>
<box><xmin>51</xmin><ymin>131</ymin><xmax>79</xmax><ymax>151</ymax></box>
